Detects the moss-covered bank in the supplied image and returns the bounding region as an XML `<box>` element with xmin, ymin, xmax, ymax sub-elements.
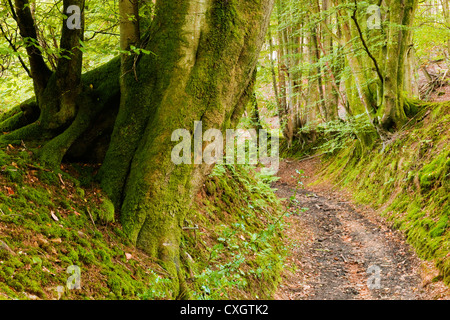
<box><xmin>316</xmin><ymin>101</ymin><xmax>450</xmax><ymax>284</ymax></box>
<box><xmin>0</xmin><ymin>145</ymin><xmax>285</xmax><ymax>300</ymax></box>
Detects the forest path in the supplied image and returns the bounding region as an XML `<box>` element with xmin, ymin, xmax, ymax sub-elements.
<box><xmin>272</xmin><ymin>158</ymin><xmax>447</xmax><ymax>300</ymax></box>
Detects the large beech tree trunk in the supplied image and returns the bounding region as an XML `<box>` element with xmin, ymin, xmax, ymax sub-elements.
<box><xmin>379</xmin><ymin>0</ymin><xmax>419</xmax><ymax>130</ymax></box>
<box><xmin>2</xmin><ymin>0</ymin><xmax>274</xmax><ymax>297</ymax></box>
<box><xmin>108</xmin><ymin>0</ymin><xmax>273</xmax><ymax>295</ymax></box>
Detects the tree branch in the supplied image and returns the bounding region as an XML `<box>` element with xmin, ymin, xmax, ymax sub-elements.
<box><xmin>13</xmin><ymin>0</ymin><xmax>52</xmax><ymax>95</ymax></box>
<box><xmin>351</xmin><ymin>0</ymin><xmax>384</xmax><ymax>86</ymax></box>
<box><xmin>7</xmin><ymin>0</ymin><xmax>18</xmax><ymax>21</ymax></box>
<box><xmin>53</xmin><ymin>0</ymin><xmax>86</xmax><ymax>123</ymax></box>
<box><xmin>306</xmin><ymin>6</ymin><xmax>343</xmax><ymax>45</ymax></box>
<box><xmin>55</xmin><ymin>0</ymin><xmax>85</xmax><ymax>85</ymax></box>
<box><xmin>0</xmin><ymin>24</ymin><xmax>31</xmax><ymax>77</ymax></box>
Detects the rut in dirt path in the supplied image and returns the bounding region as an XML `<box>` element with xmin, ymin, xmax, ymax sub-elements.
<box><xmin>273</xmin><ymin>160</ymin><xmax>427</xmax><ymax>300</ymax></box>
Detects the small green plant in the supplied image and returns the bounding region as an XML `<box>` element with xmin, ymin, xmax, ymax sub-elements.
<box><xmin>139</xmin><ymin>270</ymin><xmax>173</xmax><ymax>300</ymax></box>
<box><xmin>187</xmin><ymin>164</ymin><xmax>287</xmax><ymax>300</ymax></box>
<box><xmin>192</xmin><ymin>254</ymin><xmax>248</xmax><ymax>300</ymax></box>
<box><xmin>260</xmin><ymin>169</ymin><xmax>308</xmax><ymax>234</ymax></box>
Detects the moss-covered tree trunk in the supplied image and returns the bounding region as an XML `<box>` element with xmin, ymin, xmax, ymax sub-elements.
<box><xmin>102</xmin><ymin>0</ymin><xmax>274</xmax><ymax>296</ymax></box>
<box><xmin>379</xmin><ymin>0</ymin><xmax>419</xmax><ymax>130</ymax></box>
<box><xmin>2</xmin><ymin>0</ymin><xmax>89</xmax><ymax>152</ymax></box>
<box><xmin>276</xmin><ymin>0</ymin><xmax>292</xmax><ymax>144</ymax></box>
<box><xmin>322</xmin><ymin>0</ymin><xmax>339</xmax><ymax>121</ymax></box>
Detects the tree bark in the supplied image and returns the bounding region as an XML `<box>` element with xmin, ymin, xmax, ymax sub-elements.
<box><xmin>379</xmin><ymin>0</ymin><xmax>419</xmax><ymax>130</ymax></box>
<box><xmin>13</xmin><ymin>0</ymin><xmax>52</xmax><ymax>100</ymax></box>
<box><xmin>276</xmin><ymin>0</ymin><xmax>290</xmax><ymax>144</ymax></box>
<box><xmin>322</xmin><ymin>0</ymin><xmax>339</xmax><ymax>121</ymax></box>
<box><xmin>340</xmin><ymin>11</ymin><xmax>376</xmax><ymax>120</ymax></box>
<box><xmin>441</xmin><ymin>0</ymin><xmax>450</xmax><ymax>55</ymax></box>
<box><xmin>306</xmin><ymin>7</ymin><xmax>322</xmax><ymax>124</ymax></box>
<box><xmin>103</xmin><ymin>0</ymin><xmax>275</xmax><ymax>296</ymax></box>
<box><xmin>268</xmin><ymin>27</ymin><xmax>283</xmax><ymax>121</ymax></box>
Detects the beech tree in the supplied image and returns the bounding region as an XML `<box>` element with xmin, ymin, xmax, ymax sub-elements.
<box><xmin>0</xmin><ymin>0</ymin><xmax>275</xmax><ymax>296</ymax></box>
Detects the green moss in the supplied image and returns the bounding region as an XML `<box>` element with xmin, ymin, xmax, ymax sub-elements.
<box><xmin>0</xmin><ymin>150</ymin><xmax>9</xmax><ymax>166</ymax></box>
<box><xmin>0</xmin><ymin>282</ymin><xmax>18</xmax><ymax>299</ymax></box>
<box><xmin>79</xmin><ymin>247</ymin><xmax>96</xmax><ymax>265</ymax></box>
<box><xmin>104</xmin><ymin>271</ymin><xmax>134</xmax><ymax>298</ymax></box>
<box><xmin>0</xmin><ymin>249</ymin><xmax>10</xmax><ymax>261</ymax></box>
<box><xmin>418</xmin><ymin>150</ymin><xmax>450</xmax><ymax>192</ymax></box>
<box><xmin>60</xmin><ymin>255</ymin><xmax>73</xmax><ymax>266</ymax></box>
<box><xmin>0</xmin><ymin>108</ymin><xmax>283</xmax><ymax>301</ymax></box>
<box><xmin>183</xmin><ymin>164</ymin><xmax>285</xmax><ymax>299</ymax></box>
<box><xmin>96</xmin><ymin>249</ymin><xmax>112</xmax><ymax>265</ymax></box>
<box><xmin>317</xmin><ymin>101</ymin><xmax>450</xmax><ymax>287</ymax></box>
<box><xmin>430</xmin><ymin>217</ymin><xmax>448</xmax><ymax>238</ymax></box>
<box><xmin>76</xmin><ymin>237</ymin><xmax>90</xmax><ymax>248</ymax></box>
<box><xmin>404</xmin><ymin>98</ymin><xmax>421</xmax><ymax>117</ymax></box>
<box><xmin>98</xmin><ymin>198</ymin><xmax>115</xmax><ymax>224</ymax></box>
<box><xmin>8</xmin><ymin>279</ymin><xmax>24</xmax><ymax>292</ymax></box>
<box><xmin>37</xmin><ymin>170</ymin><xmax>59</xmax><ymax>185</ymax></box>
<box><xmin>93</xmin><ymin>231</ymin><xmax>104</xmax><ymax>240</ymax></box>
<box><xmin>76</xmin><ymin>187</ymin><xmax>85</xmax><ymax>198</ymax></box>
<box><xmin>26</xmin><ymin>280</ymin><xmax>45</xmax><ymax>298</ymax></box>
<box><xmin>4</xmin><ymin>166</ymin><xmax>23</xmax><ymax>183</ymax></box>
<box><xmin>23</xmin><ymin>186</ymin><xmax>55</xmax><ymax>208</ymax></box>
<box><xmin>67</xmin><ymin>249</ymin><xmax>79</xmax><ymax>263</ymax></box>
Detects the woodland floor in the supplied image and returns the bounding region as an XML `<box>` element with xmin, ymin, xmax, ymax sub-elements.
<box><xmin>273</xmin><ymin>158</ymin><xmax>450</xmax><ymax>300</ymax></box>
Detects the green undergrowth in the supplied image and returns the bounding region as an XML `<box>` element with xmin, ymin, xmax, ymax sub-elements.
<box><xmin>0</xmin><ymin>145</ymin><xmax>172</xmax><ymax>300</ymax></box>
<box><xmin>315</xmin><ymin>101</ymin><xmax>450</xmax><ymax>285</ymax></box>
<box><xmin>280</xmin><ymin>114</ymin><xmax>375</xmax><ymax>160</ymax></box>
<box><xmin>183</xmin><ymin>164</ymin><xmax>286</xmax><ymax>300</ymax></box>
<box><xmin>0</xmin><ymin>144</ymin><xmax>285</xmax><ymax>300</ymax></box>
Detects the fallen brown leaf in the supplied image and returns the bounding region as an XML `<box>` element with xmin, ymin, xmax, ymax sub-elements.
<box><xmin>5</xmin><ymin>187</ymin><xmax>14</xmax><ymax>196</ymax></box>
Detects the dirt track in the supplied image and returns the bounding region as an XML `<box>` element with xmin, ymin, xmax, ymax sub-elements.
<box><xmin>273</xmin><ymin>159</ymin><xmax>449</xmax><ymax>300</ymax></box>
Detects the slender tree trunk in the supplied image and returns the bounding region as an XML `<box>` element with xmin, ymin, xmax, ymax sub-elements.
<box><xmin>380</xmin><ymin>0</ymin><xmax>419</xmax><ymax>130</ymax></box>
<box><xmin>13</xmin><ymin>0</ymin><xmax>52</xmax><ymax>100</ymax></box>
<box><xmin>268</xmin><ymin>27</ymin><xmax>282</xmax><ymax>121</ymax></box>
<box><xmin>276</xmin><ymin>0</ymin><xmax>291</xmax><ymax>145</ymax></box>
<box><xmin>322</xmin><ymin>0</ymin><xmax>339</xmax><ymax>121</ymax></box>
<box><xmin>340</xmin><ymin>13</ymin><xmax>375</xmax><ymax>120</ymax></box>
<box><xmin>441</xmin><ymin>0</ymin><xmax>450</xmax><ymax>55</ymax></box>
<box><xmin>251</xmin><ymin>92</ymin><xmax>263</xmax><ymax>134</ymax></box>
<box><xmin>97</xmin><ymin>0</ymin><xmax>142</xmax><ymax>205</ymax></box>
<box><xmin>305</xmin><ymin>3</ymin><xmax>324</xmax><ymax>123</ymax></box>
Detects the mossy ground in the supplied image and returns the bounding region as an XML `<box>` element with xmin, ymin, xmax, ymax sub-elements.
<box><xmin>0</xmin><ymin>143</ymin><xmax>285</xmax><ymax>300</ymax></box>
<box><xmin>313</xmin><ymin>101</ymin><xmax>450</xmax><ymax>285</ymax></box>
<box><xmin>0</xmin><ymin>144</ymin><xmax>169</xmax><ymax>300</ymax></box>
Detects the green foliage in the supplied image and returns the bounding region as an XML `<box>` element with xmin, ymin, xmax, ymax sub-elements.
<box><xmin>300</xmin><ymin>114</ymin><xmax>375</xmax><ymax>154</ymax></box>
<box><xmin>138</xmin><ymin>270</ymin><xmax>172</xmax><ymax>300</ymax></box>
<box><xmin>414</xmin><ymin>3</ymin><xmax>450</xmax><ymax>64</ymax></box>
<box><xmin>183</xmin><ymin>164</ymin><xmax>286</xmax><ymax>300</ymax></box>
<box><xmin>0</xmin><ymin>144</ymin><xmax>284</xmax><ymax>300</ymax></box>
<box><xmin>0</xmin><ymin>0</ymin><xmax>125</xmax><ymax>109</ymax></box>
